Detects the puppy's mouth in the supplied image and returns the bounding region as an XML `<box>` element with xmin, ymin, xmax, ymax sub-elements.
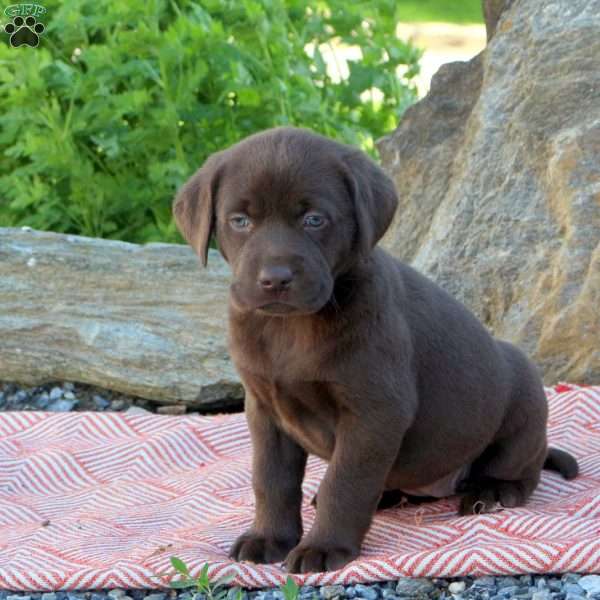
<box><xmin>230</xmin><ymin>280</ymin><xmax>333</xmax><ymax>316</ymax></box>
<box><xmin>256</xmin><ymin>302</ymin><xmax>298</xmax><ymax>315</ymax></box>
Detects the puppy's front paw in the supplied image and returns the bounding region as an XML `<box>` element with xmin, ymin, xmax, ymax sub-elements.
<box><xmin>229</xmin><ymin>530</ymin><xmax>299</xmax><ymax>564</ymax></box>
<box><xmin>285</xmin><ymin>540</ymin><xmax>358</xmax><ymax>573</ymax></box>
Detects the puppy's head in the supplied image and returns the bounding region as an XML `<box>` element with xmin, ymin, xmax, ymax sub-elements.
<box><xmin>173</xmin><ymin>127</ymin><xmax>397</xmax><ymax>316</ymax></box>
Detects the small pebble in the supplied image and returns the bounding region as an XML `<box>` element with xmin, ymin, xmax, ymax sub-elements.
<box><xmin>449</xmin><ymin>582</ymin><xmax>466</xmax><ymax>595</ymax></box>
<box><xmin>64</xmin><ymin>390</ymin><xmax>76</xmax><ymax>400</ymax></box>
<box><xmin>93</xmin><ymin>394</ymin><xmax>111</xmax><ymax>409</ymax></box>
<box><xmin>395</xmin><ymin>578</ymin><xmax>434</xmax><ymax>596</ymax></box>
<box><xmin>320</xmin><ymin>586</ymin><xmax>345</xmax><ymax>599</ymax></box>
<box><xmin>125</xmin><ymin>405</ymin><xmax>153</xmax><ymax>415</ymax></box>
<box><xmin>49</xmin><ymin>386</ymin><xmax>63</xmax><ymax>401</ymax></box>
<box><xmin>41</xmin><ymin>594</ymin><xmax>57</xmax><ymax>600</ymax></box>
<box><xmin>472</xmin><ymin>577</ymin><xmax>496</xmax><ymax>588</ymax></box>
<box><xmin>533</xmin><ymin>592</ymin><xmax>552</xmax><ymax>600</ymax></box>
<box><xmin>345</xmin><ymin>587</ymin><xmax>356</xmax><ymax>599</ymax></box>
<box><xmin>579</xmin><ymin>575</ymin><xmax>600</xmax><ymax>595</ymax></box>
<box><xmin>157</xmin><ymin>404</ymin><xmax>187</xmax><ymax>415</ymax></box>
<box><xmin>144</xmin><ymin>595</ymin><xmax>166</xmax><ymax>600</ymax></box>
<box><xmin>355</xmin><ymin>584</ymin><xmax>378</xmax><ymax>600</ymax></box>
<box><xmin>537</xmin><ymin>579</ymin><xmax>549</xmax><ymax>590</ymax></box>
<box><xmin>111</xmin><ymin>399</ymin><xmax>126</xmax><ymax>410</ymax></box>
<box><xmin>36</xmin><ymin>392</ymin><xmax>50</xmax><ymax>408</ymax></box>
<box><xmin>497</xmin><ymin>577</ymin><xmax>520</xmax><ymax>589</ymax></box>
<box><xmin>563</xmin><ymin>584</ymin><xmax>584</xmax><ymax>595</ymax></box>
<box><xmin>47</xmin><ymin>398</ymin><xmax>78</xmax><ymax>412</ymax></box>
<box><xmin>499</xmin><ymin>585</ymin><xmax>519</xmax><ymax>596</ymax></box>
<box><xmin>107</xmin><ymin>591</ymin><xmax>126</xmax><ymax>600</ymax></box>
<box><xmin>518</xmin><ymin>586</ymin><xmax>532</xmax><ymax>595</ymax></box>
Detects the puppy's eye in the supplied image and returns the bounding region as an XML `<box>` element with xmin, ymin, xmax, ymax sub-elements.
<box><xmin>229</xmin><ymin>213</ymin><xmax>252</xmax><ymax>231</ymax></box>
<box><xmin>303</xmin><ymin>213</ymin><xmax>327</xmax><ymax>229</ymax></box>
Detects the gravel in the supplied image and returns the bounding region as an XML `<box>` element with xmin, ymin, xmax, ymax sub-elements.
<box><xmin>1</xmin><ymin>381</ymin><xmax>172</xmax><ymax>414</ymax></box>
<box><xmin>2</xmin><ymin>576</ymin><xmax>600</xmax><ymax>600</ymax></box>
<box><xmin>0</xmin><ymin>383</ymin><xmax>595</xmax><ymax>599</ymax></box>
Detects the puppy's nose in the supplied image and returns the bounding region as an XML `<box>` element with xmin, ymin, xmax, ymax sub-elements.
<box><xmin>258</xmin><ymin>265</ymin><xmax>293</xmax><ymax>292</ymax></box>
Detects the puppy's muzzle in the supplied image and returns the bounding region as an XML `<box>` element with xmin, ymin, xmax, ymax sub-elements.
<box><xmin>258</xmin><ymin>264</ymin><xmax>293</xmax><ymax>294</ymax></box>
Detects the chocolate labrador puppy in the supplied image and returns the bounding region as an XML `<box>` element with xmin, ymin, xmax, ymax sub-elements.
<box><xmin>173</xmin><ymin>126</ymin><xmax>578</xmax><ymax>573</ymax></box>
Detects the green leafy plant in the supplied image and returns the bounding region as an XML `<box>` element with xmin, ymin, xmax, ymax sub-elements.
<box><xmin>161</xmin><ymin>556</ymin><xmax>243</xmax><ymax>600</ymax></box>
<box><xmin>153</xmin><ymin>556</ymin><xmax>301</xmax><ymax>600</ymax></box>
<box><xmin>0</xmin><ymin>0</ymin><xmax>420</xmax><ymax>243</ymax></box>
<box><xmin>280</xmin><ymin>575</ymin><xmax>300</xmax><ymax>600</ymax></box>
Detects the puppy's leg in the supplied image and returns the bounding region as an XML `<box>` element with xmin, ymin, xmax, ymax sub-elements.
<box><xmin>459</xmin><ymin>348</ymin><xmax>548</xmax><ymax>515</ymax></box>
<box><xmin>229</xmin><ymin>391</ymin><xmax>307</xmax><ymax>564</ymax></box>
<box><xmin>285</xmin><ymin>410</ymin><xmax>404</xmax><ymax>573</ymax></box>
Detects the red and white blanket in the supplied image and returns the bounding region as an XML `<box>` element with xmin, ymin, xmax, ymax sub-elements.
<box><xmin>0</xmin><ymin>383</ymin><xmax>598</xmax><ymax>591</ymax></box>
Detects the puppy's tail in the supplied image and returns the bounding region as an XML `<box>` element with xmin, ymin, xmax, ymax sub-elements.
<box><xmin>543</xmin><ymin>447</ymin><xmax>579</xmax><ymax>480</ymax></box>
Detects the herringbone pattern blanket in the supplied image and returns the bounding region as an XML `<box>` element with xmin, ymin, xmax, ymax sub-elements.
<box><xmin>0</xmin><ymin>384</ymin><xmax>598</xmax><ymax>591</ymax></box>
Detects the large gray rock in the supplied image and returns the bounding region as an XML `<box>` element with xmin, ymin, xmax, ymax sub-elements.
<box><xmin>0</xmin><ymin>227</ymin><xmax>242</xmax><ymax>408</ymax></box>
<box><xmin>378</xmin><ymin>0</ymin><xmax>600</xmax><ymax>384</ymax></box>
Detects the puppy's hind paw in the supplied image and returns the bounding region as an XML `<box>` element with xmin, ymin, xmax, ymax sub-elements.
<box><xmin>458</xmin><ymin>479</ymin><xmax>527</xmax><ymax>515</ymax></box>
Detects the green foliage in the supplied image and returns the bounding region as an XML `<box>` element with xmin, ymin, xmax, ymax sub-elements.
<box><xmin>397</xmin><ymin>0</ymin><xmax>483</xmax><ymax>24</ymax></box>
<box><xmin>0</xmin><ymin>0</ymin><xmax>420</xmax><ymax>243</ymax></box>
<box><xmin>157</xmin><ymin>557</ymin><xmax>243</xmax><ymax>600</ymax></box>
<box><xmin>280</xmin><ymin>575</ymin><xmax>300</xmax><ymax>600</ymax></box>
<box><xmin>152</xmin><ymin>556</ymin><xmax>299</xmax><ymax>600</ymax></box>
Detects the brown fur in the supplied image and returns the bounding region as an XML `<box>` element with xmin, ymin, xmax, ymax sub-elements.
<box><xmin>173</xmin><ymin>126</ymin><xmax>579</xmax><ymax>573</ymax></box>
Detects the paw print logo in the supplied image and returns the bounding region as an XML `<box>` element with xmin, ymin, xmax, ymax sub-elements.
<box><xmin>4</xmin><ymin>15</ymin><xmax>45</xmax><ymax>47</ymax></box>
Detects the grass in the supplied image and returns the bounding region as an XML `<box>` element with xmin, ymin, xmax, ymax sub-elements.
<box><xmin>153</xmin><ymin>556</ymin><xmax>302</xmax><ymax>600</ymax></box>
<box><xmin>396</xmin><ymin>0</ymin><xmax>483</xmax><ymax>24</ymax></box>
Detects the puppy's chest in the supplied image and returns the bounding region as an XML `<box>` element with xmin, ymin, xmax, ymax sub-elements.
<box><xmin>229</xmin><ymin>321</ymin><xmax>329</xmax><ymax>380</ymax></box>
<box><xmin>229</xmin><ymin>321</ymin><xmax>341</xmax><ymax>457</ymax></box>
<box><xmin>241</xmin><ymin>369</ymin><xmax>339</xmax><ymax>459</ymax></box>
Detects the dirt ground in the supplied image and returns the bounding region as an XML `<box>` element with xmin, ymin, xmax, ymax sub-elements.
<box><xmin>396</xmin><ymin>22</ymin><xmax>487</xmax><ymax>96</ymax></box>
<box><xmin>316</xmin><ymin>22</ymin><xmax>486</xmax><ymax>101</ymax></box>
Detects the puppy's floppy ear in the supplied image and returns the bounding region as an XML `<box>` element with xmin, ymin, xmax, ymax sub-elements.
<box><xmin>338</xmin><ymin>149</ymin><xmax>398</xmax><ymax>255</ymax></box>
<box><xmin>172</xmin><ymin>152</ymin><xmax>224</xmax><ymax>267</ymax></box>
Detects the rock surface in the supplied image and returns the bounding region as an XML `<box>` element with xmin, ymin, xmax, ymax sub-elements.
<box><xmin>378</xmin><ymin>0</ymin><xmax>600</xmax><ymax>384</ymax></box>
<box><xmin>0</xmin><ymin>227</ymin><xmax>242</xmax><ymax>408</ymax></box>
